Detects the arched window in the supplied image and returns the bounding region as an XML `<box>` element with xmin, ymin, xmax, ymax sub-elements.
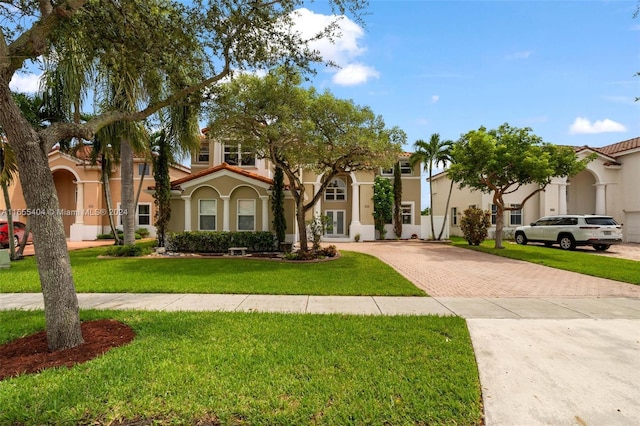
<box><xmin>325</xmin><ymin>178</ymin><xmax>347</xmax><ymax>201</ymax></box>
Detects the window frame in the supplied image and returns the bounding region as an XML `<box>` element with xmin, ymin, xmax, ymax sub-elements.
<box><xmin>451</xmin><ymin>207</ymin><xmax>458</xmax><ymax>226</ymax></box>
<box><xmin>138</xmin><ymin>163</ymin><xmax>150</xmax><ymax>176</ymax></box>
<box><xmin>197</xmin><ymin>145</ymin><xmax>210</xmax><ymax>163</ymax></box>
<box><xmin>237</xmin><ymin>199</ymin><xmax>256</xmax><ymax>231</ymax></box>
<box><xmin>224</xmin><ymin>143</ymin><xmax>256</xmax><ymax>167</ymax></box>
<box><xmin>324</xmin><ymin>178</ymin><xmax>347</xmax><ymax>202</ymax></box>
<box><xmin>198</xmin><ymin>199</ymin><xmax>217</xmax><ymax>231</ymax></box>
<box><xmin>490</xmin><ymin>204</ymin><xmax>498</xmax><ymax>225</ymax></box>
<box><xmin>401</xmin><ymin>202</ymin><xmax>413</xmax><ymax>225</ymax></box>
<box><xmin>509</xmin><ymin>204</ymin><xmax>522</xmax><ymax>226</ymax></box>
<box><xmin>117</xmin><ymin>203</ymin><xmax>151</xmax><ymax>227</ymax></box>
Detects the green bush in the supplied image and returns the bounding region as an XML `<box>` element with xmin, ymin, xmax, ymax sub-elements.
<box><xmin>136</xmin><ymin>227</ymin><xmax>150</xmax><ymax>238</ymax></box>
<box><xmin>96</xmin><ymin>230</ymin><xmax>142</xmax><ymax>240</ymax></box>
<box><xmin>460</xmin><ymin>207</ymin><xmax>491</xmax><ymax>246</ymax></box>
<box><xmin>104</xmin><ymin>244</ymin><xmax>152</xmax><ymax>257</ymax></box>
<box><xmin>166</xmin><ymin>231</ymin><xmax>278</xmax><ymax>254</ymax></box>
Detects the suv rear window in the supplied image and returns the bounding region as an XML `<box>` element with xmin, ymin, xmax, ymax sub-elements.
<box><xmin>585</xmin><ymin>217</ymin><xmax>618</xmax><ymax>226</ymax></box>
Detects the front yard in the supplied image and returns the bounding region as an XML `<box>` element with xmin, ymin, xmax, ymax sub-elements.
<box><xmin>0</xmin><ymin>310</ymin><xmax>483</xmax><ymax>425</ymax></box>
<box><xmin>0</xmin><ymin>244</ymin><xmax>425</xmax><ymax>296</ymax></box>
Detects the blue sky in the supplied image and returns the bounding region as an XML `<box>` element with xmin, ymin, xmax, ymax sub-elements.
<box><xmin>9</xmin><ymin>0</ymin><xmax>639</xmax><ymax>207</ymax></box>
<box><xmin>299</xmin><ymin>0</ymin><xmax>639</xmax><ymax>149</ymax></box>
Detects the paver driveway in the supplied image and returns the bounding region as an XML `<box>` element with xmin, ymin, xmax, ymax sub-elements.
<box><xmin>334</xmin><ymin>241</ymin><xmax>640</xmax><ymax>298</ymax></box>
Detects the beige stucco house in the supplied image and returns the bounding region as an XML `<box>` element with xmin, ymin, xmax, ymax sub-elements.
<box><xmin>1</xmin><ymin>146</ymin><xmax>191</xmax><ymax>241</ymax></box>
<box><xmin>429</xmin><ymin>136</ymin><xmax>640</xmax><ymax>243</ymax></box>
<box><xmin>2</xmin><ymin>133</ymin><xmax>424</xmax><ymax>243</ymax></box>
<box><xmin>163</xmin><ymin>135</ymin><xmax>423</xmax><ymax>242</ymax></box>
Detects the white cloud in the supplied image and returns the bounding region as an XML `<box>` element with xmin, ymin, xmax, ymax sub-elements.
<box><xmin>505</xmin><ymin>51</ymin><xmax>532</xmax><ymax>60</ymax></box>
<box><xmin>431</xmin><ymin>95</ymin><xmax>440</xmax><ymax>103</ymax></box>
<box><xmin>569</xmin><ymin>117</ymin><xmax>627</xmax><ymax>135</ymax></box>
<box><xmin>291</xmin><ymin>8</ymin><xmax>378</xmax><ymax>86</ymax></box>
<box><xmin>9</xmin><ymin>72</ymin><xmax>41</xmax><ymax>93</ymax></box>
<box><xmin>333</xmin><ymin>64</ymin><xmax>379</xmax><ymax>86</ymax></box>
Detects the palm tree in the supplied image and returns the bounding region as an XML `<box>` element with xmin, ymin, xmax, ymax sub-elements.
<box><xmin>410</xmin><ymin>134</ymin><xmax>453</xmax><ymax>240</ymax></box>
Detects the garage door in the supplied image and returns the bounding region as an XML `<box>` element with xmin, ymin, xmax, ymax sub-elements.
<box><xmin>624</xmin><ymin>212</ymin><xmax>640</xmax><ymax>243</ymax></box>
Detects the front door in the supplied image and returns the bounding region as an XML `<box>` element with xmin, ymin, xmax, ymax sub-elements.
<box><xmin>325</xmin><ymin>210</ymin><xmax>345</xmax><ymax>236</ymax></box>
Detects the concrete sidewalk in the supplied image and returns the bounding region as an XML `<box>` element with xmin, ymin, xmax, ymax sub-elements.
<box><xmin>2</xmin><ymin>292</ymin><xmax>640</xmax><ymax>319</ymax></box>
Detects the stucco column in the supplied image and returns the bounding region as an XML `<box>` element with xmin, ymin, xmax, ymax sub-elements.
<box><xmin>221</xmin><ymin>196</ymin><xmax>231</xmax><ymax>231</ymax></box>
<box><xmin>595</xmin><ymin>183</ymin><xmax>606</xmax><ymax>215</ymax></box>
<box><xmin>314</xmin><ymin>183</ymin><xmax>322</xmax><ymax>217</ymax></box>
<box><xmin>350</xmin><ymin>182</ymin><xmax>361</xmax><ymax>224</ymax></box>
<box><xmin>74</xmin><ymin>181</ymin><xmax>84</xmax><ymax>224</ymax></box>
<box><xmin>182</xmin><ymin>195</ymin><xmax>191</xmax><ymax>231</ymax></box>
<box><xmin>260</xmin><ymin>195</ymin><xmax>269</xmax><ymax>231</ymax></box>
<box><xmin>558</xmin><ymin>182</ymin><xmax>568</xmax><ymax>215</ymax></box>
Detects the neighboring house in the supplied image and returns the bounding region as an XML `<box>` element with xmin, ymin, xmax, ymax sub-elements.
<box><xmin>429</xmin><ymin>136</ymin><xmax>640</xmax><ymax>243</ymax></box>
<box><xmin>163</xmin><ymin>135</ymin><xmax>423</xmax><ymax>242</ymax></box>
<box><xmin>1</xmin><ymin>146</ymin><xmax>191</xmax><ymax>241</ymax></box>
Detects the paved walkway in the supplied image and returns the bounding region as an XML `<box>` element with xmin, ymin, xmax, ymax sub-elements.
<box><xmin>3</xmin><ymin>240</ymin><xmax>640</xmax><ymax>425</ymax></box>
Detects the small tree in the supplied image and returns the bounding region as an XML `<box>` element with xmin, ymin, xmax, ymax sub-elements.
<box><xmin>393</xmin><ymin>161</ymin><xmax>403</xmax><ymax>238</ymax></box>
<box><xmin>460</xmin><ymin>207</ymin><xmax>490</xmax><ymax>246</ymax></box>
<box><xmin>373</xmin><ymin>176</ymin><xmax>394</xmax><ymax>240</ymax></box>
<box><xmin>152</xmin><ymin>130</ymin><xmax>172</xmax><ymax>248</ymax></box>
<box><xmin>307</xmin><ymin>215</ymin><xmax>331</xmax><ymax>252</ymax></box>
<box><xmin>271</xmin><ymin>166</ymin><xmax>287</xmax><ymax>245</ymax></box>
<box><xmin>449</xmin><ymin>123</ymin><xmax>593</xmax><ymax>249</ymax></box>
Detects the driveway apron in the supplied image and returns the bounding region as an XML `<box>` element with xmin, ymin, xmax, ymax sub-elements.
<box><xmin>335</xmin><ymin>241</ymin><xmax>640</xmax><ymax>425</ymax></box>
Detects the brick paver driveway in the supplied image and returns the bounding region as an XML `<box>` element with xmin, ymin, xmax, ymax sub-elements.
<box><xmin>335</xmin><ymin>241</ymin><xmax>640</xmax><ymax>298</ymax></box>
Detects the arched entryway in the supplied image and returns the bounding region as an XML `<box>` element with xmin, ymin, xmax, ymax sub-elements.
<box><xmin>567</xmin><ymin>169</ymin><xmax>597</xmax><ymax>215</ymax></box>
<box><xmin>52</xmin><ymin>169</ymin><xmax>77</xmax><ymax>238</ymax></box>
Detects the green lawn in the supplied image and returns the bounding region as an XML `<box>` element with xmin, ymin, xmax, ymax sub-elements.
<box><xmin>0</xmin><ymin>245</ymin><xmax>425</xmax><ymax>296</ymax></box>
<box><xmin>0</xmin><ymin>310</ymin><xmax>482</xmax><ymax>425</ymax></box>
<box><xmin>451</xmin><ymin>237</ymin><xmax>640</xmax><ymax>285</ymax></box>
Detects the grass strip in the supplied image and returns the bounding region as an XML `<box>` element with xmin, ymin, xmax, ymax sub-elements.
<box><xmin>0</xmin><ymin>310</ymin><xmax>482</xmax><ymax>425</ymax></box>
<box><xmin>451</xmin><ymin>237</ymin><xmax>640</xmax><ymax>285</ymax></box>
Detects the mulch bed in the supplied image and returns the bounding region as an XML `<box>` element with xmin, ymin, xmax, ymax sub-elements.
<box><xmin>0</xmin><ymin>319</ymin><xmax>135</xmax><ymax>381</ymax></box>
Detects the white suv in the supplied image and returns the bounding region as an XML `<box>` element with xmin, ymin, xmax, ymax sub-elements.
<box><xmin>514</xmin><ymin>215</ymin><xmax>623</xmax><ymax>251</ymax></box>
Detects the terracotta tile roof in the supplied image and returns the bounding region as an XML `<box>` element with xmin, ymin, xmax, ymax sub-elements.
<box><xmin>169</xmin><ymin>163</ymin><xmax>273</xmax><ymax>189</ymax></box>
<box><xmin>596</xmin><ymin>137</ymin><xmax>640</xmax><ymax>156</ymax></box>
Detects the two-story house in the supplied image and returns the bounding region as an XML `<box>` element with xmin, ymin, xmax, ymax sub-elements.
<box><xmin>162</xmin><ymin>134</ymin><xmax>424</xmax><ymax>242</ymax></box>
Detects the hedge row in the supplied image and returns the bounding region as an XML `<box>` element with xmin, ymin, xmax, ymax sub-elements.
<box><xmin>166</xmin><ymin>231</ymin><xmax>278</xmax><ymax>253</ymax></box>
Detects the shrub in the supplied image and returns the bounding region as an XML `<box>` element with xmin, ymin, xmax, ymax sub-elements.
<box><xmin>104</xmin><ymin>244</ymin><xmax>151</xmax><ymax>257</ymax></box>
<box><xmin>319</xmin><ymin>245</ymin><xmax>338</xmax><ymax>258</ymax></box>
<box><xmin>136</xmin><ymin>228</ymin><xmax>150</xmax><ymax>238</ymax></box>
<box><xmin>166</xmin><ymin>231</ymin><xmax>277</xmax><ymax>253</ymax></box>
<box><xmin>460</xmin><ymin>207</ymin><xmax>490</xmax><ymax>245</ymax></box>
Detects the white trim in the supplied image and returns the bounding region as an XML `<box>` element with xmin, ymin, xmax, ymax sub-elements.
<box><xmin>198</xmin><ymin>199</ymin><xmax>217</xmax><ymax>231</ymax></box>
<box><xmin>237</xmin><ymin>199</ymin><xmax>256</xmax><ymax>232</ymax></box>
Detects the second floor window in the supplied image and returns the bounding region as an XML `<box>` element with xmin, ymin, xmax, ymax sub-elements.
<box><xmin>224</xmin><ymin>143</ymin><xmax>255</xmax><ymax>166</ymax></box>
<box><xmin>138</xmin><ymin>163</ymin><xmax>150</xmax><ymax>176</ymax></box>
<box><xmin>197</xmin><ymin>145</ymin><xmax>209</xmax><ymax>163</ymax></box>
<box><xmin>325</xmin><ymin>178</ymin><xmax>346</xmax><ymax>201</ymax></box>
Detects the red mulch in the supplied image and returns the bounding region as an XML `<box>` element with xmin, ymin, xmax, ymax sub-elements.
<box><xmin>0</xmin><ymin>319</ymin><xmax>135</xmax><ymax>381</ymax></box>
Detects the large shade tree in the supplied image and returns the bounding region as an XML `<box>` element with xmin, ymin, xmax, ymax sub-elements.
<box><xmin>448</xmin><ymin>123</ymin><xmax>593</xmax><ymax>249</ymax></box>
<box><xmin>0</xmin><ymin>0</ymin><xmax>366</xmax><ymax>351</ymax></box>
<box><xmin>207</xmin><ymin>69</ymin><xmax>405</xmax><ymax>251</ymax></box>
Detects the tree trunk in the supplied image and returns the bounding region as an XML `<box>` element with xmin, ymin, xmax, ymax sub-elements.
<box><xmin>101</xmin><ymin>158</ymin><xmax>120</xmax><ymax>245</ymax></box>
<box><xmin>295</xmin><ymin>192</ymin><xmax>308</xmax><ymax>252</ymax></box>
<box><xmin>495</xmin><ymin>203</ymin><xmax>505</xmax><ymax>249</ymax></box>
<box><xmin>120</xmin><ymin>139</ymin><xmax>136</xmax><ymax>245</ymax></box>
<box><xmin>1</xmin><ymin>181</ymin><xmax>16</xmax><ymax>259</ymax></box>
<box><xmin>437</xmin><ymin>178</ymin><xmax>455</xmax><ymax>240</ymax></box>
<box><xmin>428</xmin><ymin>164</ymin><xmax>435</xmax><ymax>240</ymax></box>
<box><xmin>0</xmin><ymin>86</ymin><xmax>83</xmax><ymax>351</ymax></box>
<box><xmin>134</xmin><ymin>162</ymin><xmax>147</xmax><ymax>213</ymax></box>
<box><xmin>16</xmin><ymin>216</ymin><xmax>30</xmax><ymax>256</ymax></box>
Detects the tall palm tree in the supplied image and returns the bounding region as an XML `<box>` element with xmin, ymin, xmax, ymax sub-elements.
<box><xmin>410</xmin><ymin>133</ymin><xmax>453</xmax><ymax>240</ymax></box>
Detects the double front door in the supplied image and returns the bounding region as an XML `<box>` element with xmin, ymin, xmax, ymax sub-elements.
<box><xmin>325</xmin><ymin>210</ymin><xmax>345</xmax><ymax>236</ymax></box>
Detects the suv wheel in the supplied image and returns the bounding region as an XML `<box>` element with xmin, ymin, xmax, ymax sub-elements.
<box><xmin>558</xmin><ymin>234</ymin><xmax>576</xmax><ymax>250</ymax></box>
<box><xmin>593</xmin><ymin>244</ymin><xmax>611</xmax><ymax>251</ymax></box>
<box><xmin>515</xmin><ymin>232</ymin><xmax>528</xmax><ymax>245</ymax></box>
